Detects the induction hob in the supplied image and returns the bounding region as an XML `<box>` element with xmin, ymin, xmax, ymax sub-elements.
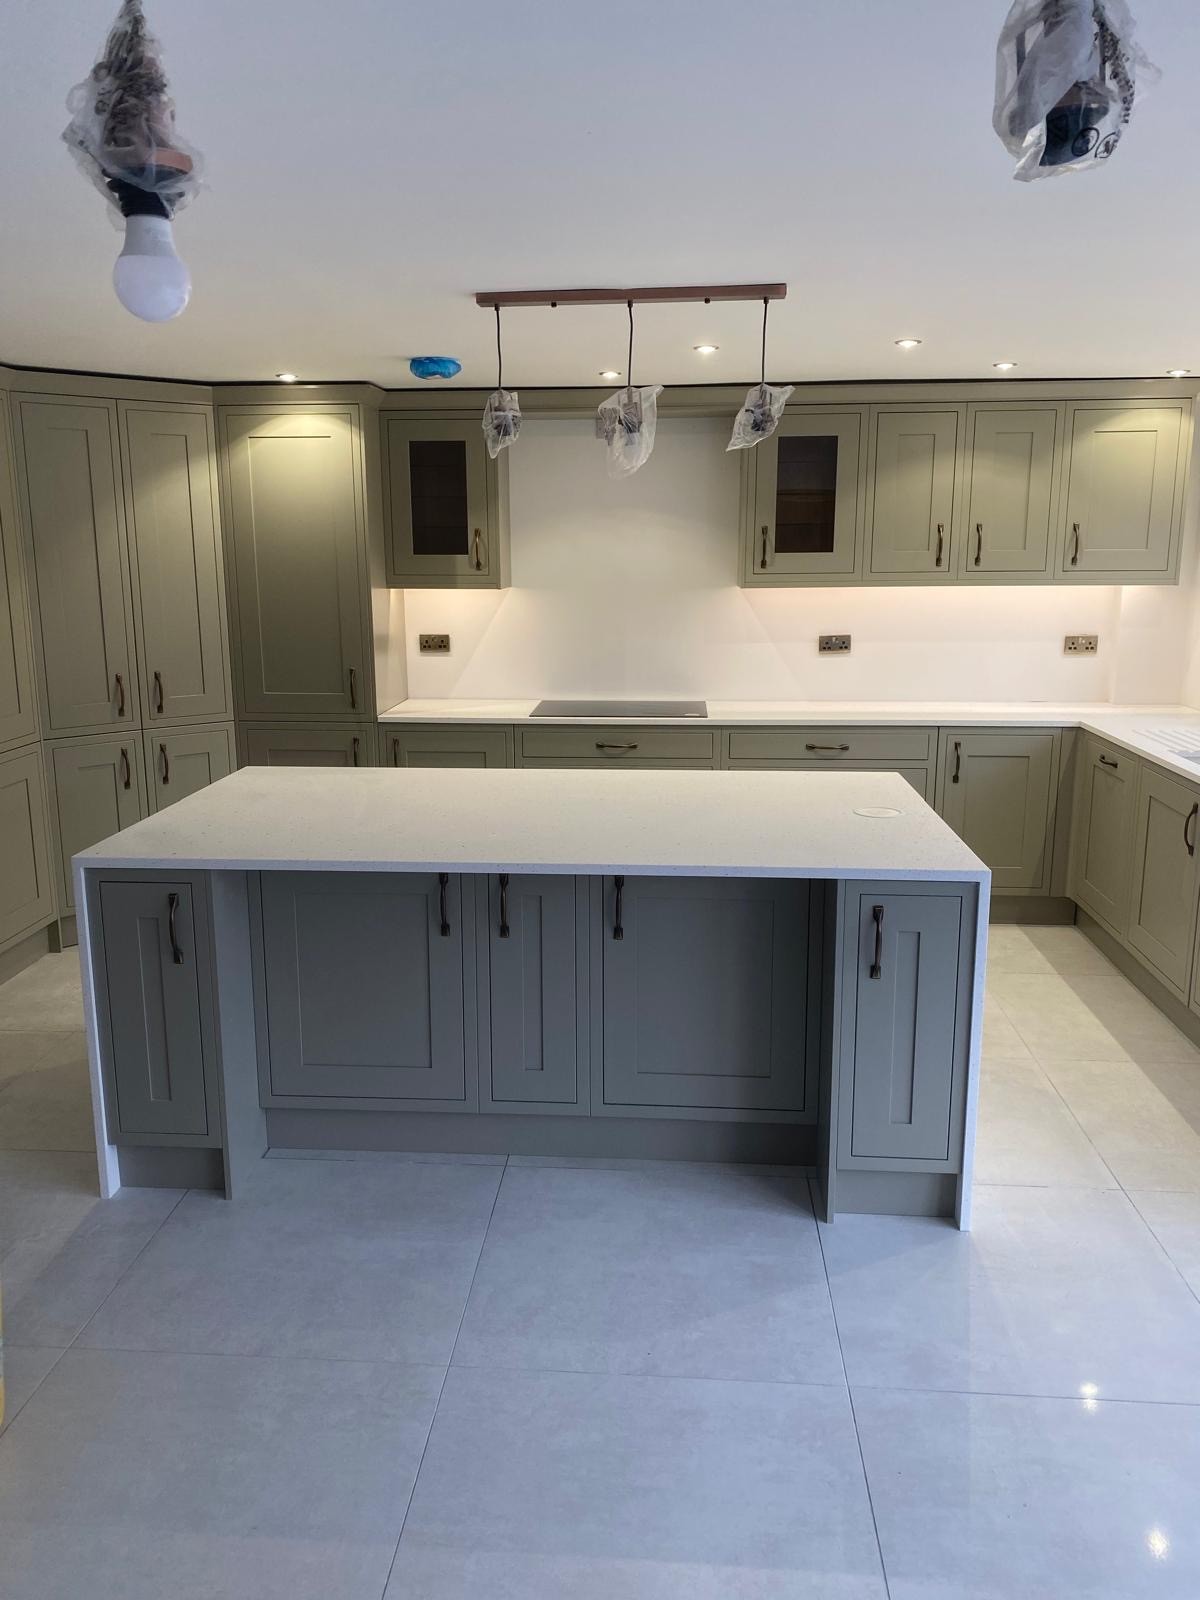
<box><xmin>530</xmin><ymin>699</ymin><xmax>708</xmax><ymax>719</ymax></box>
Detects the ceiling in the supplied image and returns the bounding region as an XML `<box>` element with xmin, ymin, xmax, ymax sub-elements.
<box><xmin>2</xmin><ymin>0</ymin><xmax>1197</xmax><ymax>387</ymax></box>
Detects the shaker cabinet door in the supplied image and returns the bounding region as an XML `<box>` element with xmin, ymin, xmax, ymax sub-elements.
<box><xmin>938</xmin><ymin>730</ymin><xmax>1058</xmax><ymax>894</ymax></box>
<box><xmin>145</xmin><ymin>725</ymin><xmax>233</xmax><ymax>812</ymax></box>
<box><xmin>383</xmin><ymin>417</ymin><xmax>497</xmax><ymax>586</ymax></box>
<box><xmin>48</xmin><ymin>737</ymin><xmax>146</xmax><ymax>912</ymax></box>
<box><xmin>868</xmin><ymin>409</ymin><xmax>960</xmax><ymax>578</ymax></box>
<box><xmin>962</xmin><ymin>405</ymin><xmax>1058</xmax><ymax>577</ymax></box>
<box><xmin>0</xmin><ymin>745</ymin><xmax>53</xmax><ymax>949</ymax></box>
<box><xmin>1067</xmin><ymin>736</ymin><xmax>1136</xmax><ymax>937</ymax></box>
<box><xmin>0</xmin><ymin>393</ymin><xmax>38</xmax><ymax>750</ymax></box>
<box><xmin>1061</xmin><ymin>404</ymin><xmax>1184</xmax><ymax>577</ymax></box>
<box><xmin>748</xmin><ymin>410</ymin><xmax>864</xmax><ymax>581</ymax></box>
<box><xmin>1126</xmin><ymin>765</ymin><xmax>1200</xmax><ymax>998</ymax></box>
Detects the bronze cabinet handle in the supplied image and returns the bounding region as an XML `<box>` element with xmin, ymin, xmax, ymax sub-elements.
<box><xmin>167</xmin><ymin>892</ymin><xmax>183</xmax><ymax>964</ymax></box>
<box><xmin>869</xmin><ymin>904</ymin><xmax>885</xmax><ymax>979</ymax></box>
<box><xmin>1098</xmin><ymin>753</ymin><xmax>1119</xmax><ymax>769</ymax></box>
<box><xmin>952</xmin><ymin>739</ymin><xmax>962</xmax><ymax>783</ymax></box>
<box><xmin>760</xmin><ymin>524</ymin><xmax>770</xmax><ymax>569</ymax></box>
<box><xmin>352</xmin><ymin>736</ymin><xmax>361</xmax><ymax>767</ymax></box>
<box><xmin>438</xmin><ymin>872</ymin><xmax>451</xmax><ymax>937</ymax></box>
<box><xmin>595</xmin><ymin>742</ymin><xmax>639</xmax><ymax>753</ymax></box>
<box><xmin>805</xmin><ymin>743</ymin><xmax>851</xmax><ymax>753</ymax></box>
<box><xmin>159</xmin><ymin>742</ymin><xmax>169</xmax><ymax>784</ymax></box>
<box><xmin>498</xmin><ymin>873</ymin><xmax>510</xmax><ymax>938</ymax></box>
<box><xmin>1071</xmin><ymin>522</ymin><xmax>1081</xmax><ymax>566</ymax></box>
<box><xmin>1186</xmin><ymin>803</ymin><xmax>1198</xmax><ymax>859</ymax></box>
<box><xmin>348</xmin><ymin>666</ymin><xmax>358</xmax><ymax>710</ymax></box>
<box><xmin>473</xmin><ymin>528</ymin><xmax>484</xmax><ymax>571</ymax></box>
<box><xmin>935</xmin><ymin>523</ymin><xmax>945</xmax><ymax>567</ymax></box>
<box><xmin>391</xmin><ymin>737</ymin><xmax>400</xmax><ymax>767</ymax></box>
<box><xmin>119</xmin><ymin>747</ymin><xmax>131</xmax><ymax>790</ymax></box>
<box><xmin>974</xmin><ymin>523</ymin><xmax>983</xmax><ymax>566</ymax></box>
<box><xmin>612</xmin><ymin>875</ymin><xmax>625</xmax><ymax>940</ymax></box>
<box><xmin>153</xmin><ymin>670</ymin><xmax>164</xmax><ymax>714</ymax></box>
<box><xmin>114</xmin><ymin>673</ymin><xmax>125</xmax><ymax>716</ymax></box>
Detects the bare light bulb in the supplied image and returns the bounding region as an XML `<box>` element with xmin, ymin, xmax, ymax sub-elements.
<box><xmin>113</xmin><ymin>214</ymin><xmax>191</xmax><ymax>322</ymax></box>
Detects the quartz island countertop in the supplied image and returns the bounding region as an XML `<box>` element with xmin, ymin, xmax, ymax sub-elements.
<box><xmin>74</xmin><ymin>766</ymin><xmax>988</xmax><ymax>882</ymax></box>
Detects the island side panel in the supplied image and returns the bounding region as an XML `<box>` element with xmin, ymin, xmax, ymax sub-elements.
<box><xmin>955</xmin><ymin>873</ymin><xmax>991</xmax><ymax>1229</ymax></box>
<box><xmin>76</xmin><ymin>864</ymin><xmax>121</xmax><ymax>1198</ymax></box>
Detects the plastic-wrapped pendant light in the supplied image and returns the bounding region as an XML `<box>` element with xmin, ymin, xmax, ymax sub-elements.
<box><xmin>596</xmin><ymin>301</ymin><xmax>663</xmax><ymax>478</ymax></box>
<box><xmin>728</xmin><ymin>299</ymin><xmax>793</xmax><ymax>451</ymax></box>
<box><xmin>482</xmin><ymin>307</ymin><xmax>521</xmax><ymax>458</ymax></box>
<box><xmin>63</xmin><ymin>0</ymin><xmax>202</xmax><ymax>321</ymax></box>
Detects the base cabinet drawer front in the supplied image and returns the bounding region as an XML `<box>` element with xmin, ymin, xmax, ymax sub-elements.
<box><xmin>146</xmin><ymin>725</ymin><xmax>233</xmax><ymax>812</ymax></box>
<box><xmin>381</xmin><ymin>725</ymin><xmax>514</xmax><ymax>768</ymax></box>
<box><xmin>48</xmin><ymin>737</ymin><xmax>146</xmax><ymax>913</ymax></box>
<box><xmin>598</xmin><ymin>876</ymin><xmax>815</xmax><ymax>1116</ymax></box>
<box><xmin>518</xmin><ymin>726</ymin><xmax>717</xmax><ymax>767</ymax></box>
<box><xmin>1067</xmin><ymin>737</ymin><xmax>1136</xmax><ymax>935</ymax></box>
<box><xmin>840</xmin><ymin>887</ymin><xmax>968</xmax><ymax>1167</ymax></box>
<box><xmin>937</xmin><ymin>729</ymin><xmax>1058</xmax><ymax>894</ymax></box>
<box><xmin>1127</xmin><ymin>766</ymin><xmax>1200</xmax><ymax>998</ymax></box>
<box><xmin>0</xmin><ymin>746</ymin><xmax>54</xmax><ymax>948</ymax></box>
<box><xmin>961</xmin><ymin>405</ymin><xmax>1059</xmax><ymax>577</ymax></box>
<box><xmin>867</xmin><ymin>408</ymin><xmax>961</xmax><ymax>578</ymax></box>
<box><xmin>97</xmin><ymin>877</ymin><xmax>213</xmax><ymax>1139</ymax></box>
<box><xmin>725</xmin><ymin>727</ymin><xmax>934</xmax><ymax>765</ymax></box>
<box><xmin>1061</xmin><ymin>404</ymin><xmax>1186</xmax><ymax>577</ymax></box>
<box><xmin>260</xmin><ymin>872</ymin><xmax>468</xmax><ymax>1104</ymax></box>
<box><xmin>243</xmin><ymin>724</ymin><xmax>370</xmax><ymax>768</ymax></box>
<box><xmin>479</xmin><ymin>874</ymin><xmax>581</xmax><ymax>1109</ymax></box>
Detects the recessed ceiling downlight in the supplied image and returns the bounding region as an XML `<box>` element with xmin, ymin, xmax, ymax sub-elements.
<box><xmin>693</xmin><ymin>344</ymin><xmax>719</xmax><ymax>354</ymax></box>
<box><xmin>1168</xmin><ymin>368</ymin><xmax>1191</xmax><ymax>378</ymax></box>
<box><xmin>599</xmin><ymin>370</ymin><xmax>621</xmax><ymax>380</ymax></box>
<box><xmin>993</xmin><ymin>361</ymin><xmax>1017</xmax><ymax>371</ymax></box>
<box><xmin>276</xmin><ymin>371</ymin><xmax>297</xmax><ymax>383</ymax></box>
<box><xmin>894</xmin><ymin>337</ymin><xmax>922</xmax><ymax>350</ymax></box>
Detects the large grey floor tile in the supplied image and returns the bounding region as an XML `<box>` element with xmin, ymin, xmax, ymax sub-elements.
<box><xmin>0</xmin><ymin>1033</ymin><xmax>94</xmax><ymax>1152</ymax></box>
<box><xmin>2</xmin><ymin>1185</ymin><xmax>182</xmax><ymax>1346</ymax></box>
<box><xmin>856</xmin><ymin>1386</ymin><xmax>1200</xmax><ymax>1600</ymax></box>
<box><xmin>0</xmin><ymin>954</ymin><xmax>82</xmax><ymax>1033</ymax></box>
<box><xmin>984</xmin><ymin>924</ymin><xmax>1059</xmax><ymax>975</ymax></box>
<box><xmin>0</xmin><ymin>1347</ymin><xmax>63</xmax><ymax>1435</ymax></box>
<box><xmin>1022</xmin><ymin>924</ymin><xmax>1121</xmax><ymax>976</ymax></box>
<box><xmin>988</xmin><ymin>972</ymin><xmax>1132</xmax><ymax>1062</ymax></box>
<box><xmin>454</xmin><ymin>1165</ymin><xmax>842</xmax><ymax>1383</ymax></box>
<box><xmin>980</xmin><ymin>997</ymin><xmax>1033</xmax><ymax>1062</ymax></box>
<box><xmin>387</xmin><ymin>1366</ymin><xmax>887</xmax><ymax>1599</ymax></box>
<box><xmin>0</xmin><ymin>1346</ymin><xmax>442</xmax><ymax>1600</ymax></box>
<box><xmin>1130</xmin><ymin>1189</ymin><xmax>1200</xmax><ymax>1298</ymax></box>
<box><xmin>1063</xmin><ymin>974</ymin><xmax>1200</xmax><ymax>1064</ymax></box>
<box><xmin>1042</xmin><ymin>1057</ymin><xmax>1200</xmax><ymax>1191</ymax></box>
<box><xmin>0</xmin><ymin>1031</ymin><xmax>62</xmax><ymax>1087</ymax></box>
<box><xmin>821</xmin><ymin>1186</ymin><xmax>1200</xmax><ymax>1402</ymax></box>
<box><xmin>0</xmin><ymin>1150</ymin><xmax>99</xmax><ymax>1257</ymax></box>
<box><xmin>79</xmin><ymin>1156</ymin><xmax>502</xmax><ymax>1363</ymax></box>
<box><xmin>973</xmin><ymin>1060</ymin><xmax>1115</xmax><ymax>1188</ymax></box>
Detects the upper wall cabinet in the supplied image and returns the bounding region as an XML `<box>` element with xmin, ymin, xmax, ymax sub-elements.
<box><xmin>13</xmin><ymin>397</ymin><xmax>137</xmax><ymax>736</ymax></box>
<box><xmin>961</xmin><ymin>404</ymin><xmax>1060</xmax><ymax>579</ymax></box>
<box><xmin>866</xmin><ymin>407</ymin><xmax>962</xmax><ymax>580</ymax></box>
<box><xmin>382</xmin><ymin>416</ymin><xmax>510</xmax><ymax>588</ymax></box>
<box><xmin>1060</xmin><ymin>403</ymin><xmax>1187</xmax><ymax>580</ymax></box>
<box><xmin>742</xmin><ymin>409</ymin><xmax>865</xmax><ymax>585</ymax></box>
<box><xmin>0</xmin><ymin>393</ymin><xmax>38</xmax><ymax>752</ymax></box>
<box><xmin>220</xmin><ymin>406</ymin><xmax>369</xmax><ymax>719</ymax></box>
<box><xmin>120</xmin><ymin>405</ymin><xmax>229</xmax><ymax>725</ymax></box>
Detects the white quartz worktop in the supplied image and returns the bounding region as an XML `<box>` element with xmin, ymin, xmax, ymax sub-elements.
<box><xmin>74</xmin><ymin>767</ymin><xmax>987</xmax><ymax>882</ymax></box>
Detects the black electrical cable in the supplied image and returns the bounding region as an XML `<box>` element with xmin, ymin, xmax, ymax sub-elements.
<box><xmin>627</xmin><ymin>299</ymin><xmax>634</xmax><ymax>390</ymax></box>
<box><xmin>495</xmin><ymin>304</ymin><xmax>503</xmax><ymax>391</ymax></box>
<box><xmin>760</xmin><ymin>297</ymin><xmax>768</xmax><ymax>386</ymax></box>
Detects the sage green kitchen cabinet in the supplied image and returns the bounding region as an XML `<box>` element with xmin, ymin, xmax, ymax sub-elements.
<box><xmin>961</xmin><ymin>404</ymin><xmax>1059</xmax><ymax>578</ymax></box>
<box><xmin>0</xmin><ymin>744</ymin><xmax>53</xmax><ymax>950</ymax></box>
<box><xmin>95</xmin><ymin>875</ymin><xmax>216</xmax><ymax>1139</ymax></box>
<box><xmin>1060</xmin><ymin>403</ymin><xmax>1187</xmax><ymax>579</ymax></box>
<box><xmin>1067</xmin><ymin>735</ymin><xmax>1136</xmax><ymax>936</ymax></box>
<box><xmin>478</xmin><ymin>873</ymin><xmax>582</xmax><ymax>1110</ymax></box>
<box><xmin>46</xmin><ymin>736</ymin><xmax>146</xmax><ymax>913</ymax></box>
<box><xmin>242</xmin><ymin>724</ymin><xmax>370</xmax><ymax>767</ymax></box>
<box><xmin>121</xmin><ymin>404</ymin><xmax>229</xmax><ymax>724</ymax></box>
<box><xmin>1126</xmin><ymin>764</ymin><xmax>1200</xmax><ymax>999</ymax></box>
<box><xmin>259</xmin><ymin>871</ymin><xmax>469</xmax><ymax>1106</ymax></box>
<box><xmin>742</xmin><ymin>409</ymin><xmax>865</xmax><ymax>584</ymax></box>
<box><xmin>220</xmin><ymin>406</ymin><xmax>368</xmax><ymax>719</ymax></box>
<box><xmin>382</xmin><ymin>415</ymin><xmax>509</xmax><ymax>588</ymax></box>
<box><xmin>13</xmin><ymin>396</ymin><xmax>137</xmax><ymax>735</ymax></box>
<box><xmin>145</xmin><ymin>724</ymin><xmax>233</xmax><ymax>812</ymax></box>
<box><xmin>596</xmin><ymin>876</ymin><xmax>815</xmax><ymax>1117</ymax></box>
<box><xmin>722</xmin><ymin>726</ymin><xmax>934</xmax><ymax>796</ymax></box>
<box><xmin>517</xmin><ymin>725</ymin><xmax>718</xmax><ymax>768</ymax></box>
<box><xmin>867</xmin><ymin>407</ymin><xmax>962</xmax><ymax>579</ymax></box>
<box><xmin>837</xmin><ymin>884</ymin><xmax>969</xmax><ymax>1168</ymax></box>
<box><xmin>937</xmin><ymin>729</ymin><xmax>1059</xmax><ymax>895</ymax></box>
<box><xmin>380</xmin><ymin>723</ymin><xmax>514</xmax><ymax>768</ymax></box>
<box><xmin>0</xmin><ymin>392</ymin><xmax>38</xmax><ymax>752</ymax></box>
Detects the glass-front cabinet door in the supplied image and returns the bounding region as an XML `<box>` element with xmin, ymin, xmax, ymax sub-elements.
<box><xmin>383</xmin><ymin>417</ymin><xmax>506</xmax><ymax>587</ymax></box>
<box><xmin>745</xmin><ymin>409</ymin><xmax>864</xmax><ymax>583</ymax></box>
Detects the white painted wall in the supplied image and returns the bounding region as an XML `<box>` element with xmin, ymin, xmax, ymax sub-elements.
<box><xmin>403</xmin><ymin>416</ymin><xmax>1195</xmax><ymax>706</ymax></box>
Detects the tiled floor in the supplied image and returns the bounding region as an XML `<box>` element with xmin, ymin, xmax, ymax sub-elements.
<box><xmin>2</xmin><ymin>930</ymin><xmax>1200</xmax><ymax>1597</ymax></box>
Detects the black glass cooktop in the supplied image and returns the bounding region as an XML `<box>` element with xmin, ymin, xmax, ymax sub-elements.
<box><xmin>531</xmin><ymin>699</ymin><xmax>708</xmax><ymax>719</ymax></box>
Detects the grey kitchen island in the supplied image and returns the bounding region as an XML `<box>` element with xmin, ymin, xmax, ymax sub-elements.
<box><xmin>74</xmin><ymin>766</ymin><xmax>990</xmax><ymax>1225</ymax></box>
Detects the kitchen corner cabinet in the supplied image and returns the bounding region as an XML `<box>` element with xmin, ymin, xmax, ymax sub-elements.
<box><xmin>120</xmin><ymin>404</ymin><xmax>229</xmax><ymax>724</ymax></box>
<box><xmin>221</xmin><ymin>406</ymin><xmax>369</xmax><ymax>719</ymax></box>
<box><xmin>382</xmin><ymin>415</ymin><xmax>510</xmax><ymax>588</ymax></box>
<box><xmin>145</xmin><ymin>725</ymin><xmax>233</xmax><ymax>812</ymax></box>
<box><xmin>0</xmin><ymin>392</ymin><xmax>38</xmax><ymax>752</ymax></box>
<box><xmin>1059</xmin><ymin>403</ymin><xmax>1187</xmax><ymax>580</ymax></box>
<box><xmin>937</xmin><ymin>729</ymin><xmax>1059</xmax><ymax>895</ymax></box>
<box><xmin>742</xmin><ymin>409</ymin><xmax>865</xmax><ymax>584</ymax></box>
<box><xmin>243</xmin><ymin>724</ymin><xmax>370</xmax><ymax>768</ymax></box>
<box><xmin>1126</xmin><ymin>764</ymin><xmax>1200</xmax><ymax>998</ymax></box>
<box><xmin>960</xmin><ymin>404</ymin><xmax>1059</xmax><ymax>578</ymax></box>
<box><xmin>0</xmin><ymin>744</ymin><xmax>53</xmax><ymax>950</ymax></box>
<box><xmin>1067</xmin><ymin>735</ymin><xmax>1136</xmax><ymax>936</ymax></box>
<box><xmin>13</xmin><ymin>396</ymin><xmax>137</xmax><ymax>736</ymax></box>
<box><xmin>867</xmin><ymin>407</ymin><xmax>962</xmax><ymax>580</ymax></box>
<box><xmin>380</xmin><ymin>723</ymin><xmax>514</xmax><ymax>768</ymax></box>
<box><xmin>46</xmin><ymin>736</ymin><xmax>147</xmax><ymax>913</ymax></box>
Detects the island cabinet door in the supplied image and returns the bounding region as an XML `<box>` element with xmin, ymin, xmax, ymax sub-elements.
<box><xmin>1126</xmin><ymin>766</ymin><xmax>1200</xmax><ymax>999</ymax></box>
<box><xmin>838</xmin><ymin>887</ymin><xmax>968</xmax><ymax>1168</ymax></box>
<box><xmin>259</xmin><ymin>872</ymin><xmax>468</xmax><ymax>1105</ymax></box>
<box><xmin>597</xmin><ymin>877</ymin><xmax>815</xmax><ymax>1116</ymax></box>
<box><xmin>478</xmin><ymin>874</ymin><xmax>582</xmax><ymax>1109</ymax></box>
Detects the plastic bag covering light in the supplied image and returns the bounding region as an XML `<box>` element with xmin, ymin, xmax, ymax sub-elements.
<box><xmin>483</xmin><ymin>389</ymin><xmax>521</xmax><ymax>458</ymax></box>
<box><xmin>993</xmin><ymin>0</ymin><xmax>1159</xmax><ymax>180</ymax></box>
<box><xmin>727</xmin><ymin>382</ymin><xmax>795</xmax><ymax>451</ymax></box>
<box><xmin>410</xmin><ymin>356</ymin><xmax>462</xmax><ymax>380</ymax></box>
<box><xmin>596</xmin><ymin>386</ymin><xmax>663</xmax><ymax>479</ymax></box>
<box><xmin>63</xmin><ymin>0</ymin><xmax>201</xmax><ymax>320</ymax></box>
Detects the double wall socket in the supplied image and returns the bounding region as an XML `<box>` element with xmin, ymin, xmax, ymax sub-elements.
<box><xmin>419</xmin><ymin>633</ymin><xmax>451</xmax><ymax>654</ymax></box>
<box><xmin>1064</xmin><ymin>634</ymin><xmax>1099</xmax><ymax>654</ymax></box>
<box><xmin>818</xmin><ymin>635</ymin><xmax>852</xmax><ymax>654</ymax></box>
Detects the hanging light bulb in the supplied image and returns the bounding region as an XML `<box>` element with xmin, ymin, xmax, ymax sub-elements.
<box><xmin>113</xmin><ymin>211</ymin><xmax>190</xmax><ymax>321</ymax></box>
<box><xmin>482</xmin><ymin>306</ymin><xmax>521</xmax><ymax>458</ymax></box>
<box><xmin>596</xmin><ymin>301</ymin><xmax>662</xmax><ymax>478</ymax></box>
<box><xmin>727</xmin><ymin>299</ymin><xmax>793</xmax><ymax>450</ymax></box>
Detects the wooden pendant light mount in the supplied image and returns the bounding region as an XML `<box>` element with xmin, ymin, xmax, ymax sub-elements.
<box><xmin>475</xmin><ymin>283</ymin><xmax>786</xmax><ymax>308</ymax></box>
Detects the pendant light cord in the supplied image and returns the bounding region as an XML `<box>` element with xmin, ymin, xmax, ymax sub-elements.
<box><xmin>760</xmin><ymin>297</ymin><xmax>768</xmax><ymax>386</ymax></box>
<box><xmin>627</xmin><ymin>299</ymin><xmax>634</xmax><ymax>390</ymax></box>
<box><xmin>495</xmin><ymin>304</ymin><xmax>503</xmax><ymax>391</ymax></box>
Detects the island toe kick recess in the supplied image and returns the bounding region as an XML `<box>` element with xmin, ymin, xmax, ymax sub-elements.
<box><xmin>73</xmin><ymin>768</ymin><xmax>989</xmax><ymax>1226</ymax></box>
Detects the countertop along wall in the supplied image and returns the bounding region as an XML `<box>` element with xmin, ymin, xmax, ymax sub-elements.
<box><xmin>401</xmin><ymin>415</ymin><xmax>1200</xmax><ymax>706</ymax></box>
